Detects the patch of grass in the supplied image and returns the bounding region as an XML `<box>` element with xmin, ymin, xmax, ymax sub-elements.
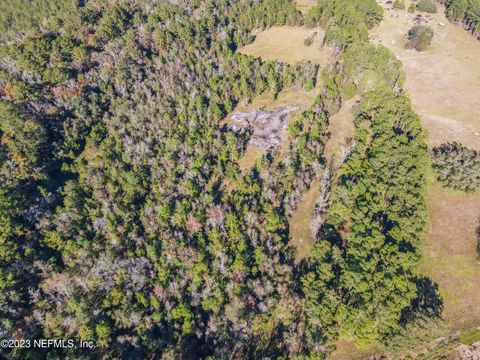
<box><xmin>238</xmin><ymin>26</ymin><xmax>332</xmax><ymax>65</ymax></box>
<box><xmin>460</xmin><ymin>329</ymin><xmax>480</xmax><ymax>345</ymax></box>
<box><xmin>290</xmin><ymin>97</ymin><xmax>357</xmax><ymax>261</ymax></box>
<box><xmin>289</xmin><ymin>177</ymin><xmax>320</xmax><ymax>261</ymax></box>
<box><xmin>420</xmin><ymin>181</ymin><xmax>480</xmax><ymax>331</ymax></box>
<box><xmin>330</xmin><ymin>339</ymin><xmax>381</xmax><ymax>360</ymax></box>
<box><xmin>237</xmin><ymin>146</ymin><xmax>264</xmax><ymax>169</ymax></box>
<box><xmin>295</xmin><ymin>0</ymin><xmax>317</xmax><ymax>15</ymax></box>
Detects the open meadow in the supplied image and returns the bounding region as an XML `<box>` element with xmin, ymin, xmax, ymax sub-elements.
<box><xmin>369</xmin><ymin>0</ymin><xmax>480</xmax><ymax>352</ymax></box>
<box><xmin>238</xmin><ymin>26</ymin><xmax>332</xmax><ymax>65</ymax></box>
<box><xmin>371</xmin><ymin>1</ymin><xmax>480</xmax><ymax>150</ymax></box>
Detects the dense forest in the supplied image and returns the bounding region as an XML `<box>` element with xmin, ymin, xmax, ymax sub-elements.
<box><xmin>0</xmin><ymin>0</ymin><xmax>446</xmax><ymax>358</ymax></box>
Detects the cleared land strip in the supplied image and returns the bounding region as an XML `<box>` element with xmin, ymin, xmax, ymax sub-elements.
<box><xmin>290</xmin><ymin>97</ymin><xmax>358</xmax><ymax>261</ymax></box>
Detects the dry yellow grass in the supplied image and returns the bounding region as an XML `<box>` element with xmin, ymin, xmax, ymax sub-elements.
<box><xmin>324</xmin><ymin>96</ymin><xmax>358</xmax><ymax>163</ymax></box>
<box><xmin>238</xmin><ymin>26</ymin><xmax>331</xmax><ymax>65</ymax></box>
<box><xmin>234</xmin><ymin>86</ymin><xmax>320</xmax><ymax>113</ymax></box>
<box><xmin>295</xmin><ymin>0</ymin><xmax>317</xmax><ymax>15</ymax></box>
<box><xmin>331</xmin><ymin>340</ymin><xmax>380</xmax><ymax>360</ymax></box>
<box><xmin>420</xmin><ymin>182</ymin><xmax>480</xmax><ymax>331</ymax></box>
<box><xmin>370</xmin><ymin>1</ymin><xmax>480</xmax><ymax>150</ymax></box>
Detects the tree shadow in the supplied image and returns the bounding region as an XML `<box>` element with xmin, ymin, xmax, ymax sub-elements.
<box><xmin>400</xmin><ymin>276</ymin><xmax>444</xmax><ymax>325</ymax></box>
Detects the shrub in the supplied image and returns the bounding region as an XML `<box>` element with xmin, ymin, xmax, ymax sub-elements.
<box><xmin>416</xmin><ymin>0</ymin><xmax>437</xmax><ymax>13</ymax></box>
<box><xmin>304</xmin><ymin>32</ymin><xmax>316</xmax><ymax>46</ymax></box>
<box><xmin>407</xmin><ymin>25</ymin><xmax>434</xmax><ymax>51</ymax></box>
<box><xmin>408</xmin><ymin>3</ymin><xmax>416</xmax><ymax>13</ymax></box>
<box><xmin>431</xmin><ymin>142</ymin><xmax>480</xmax><ymax>192</ymax></box>
<box><xmin>393</xmin><ymin>0</ymin><xmax>406</xmax><ymax>10</ymax></box>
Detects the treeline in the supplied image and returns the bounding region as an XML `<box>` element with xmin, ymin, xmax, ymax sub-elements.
<box><xmin>305</xmin><ymin>0</ymin><xmax>383</xmax><ymax>49</ymax></box>
<box><xmin>440</xmin><ymin>0</ymin><xmax>480</xmax><ymax>38</ymax></box>
<box><xmin>302</xmin><ymin>0</ymin><xmax>439</xmax><ymax>349</ymax></box>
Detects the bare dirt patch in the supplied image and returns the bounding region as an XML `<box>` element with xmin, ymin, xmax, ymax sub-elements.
<box><xmin>238</xmin><ymin>26</ymin><xmax>332</xmax><ymax>65</ymax></box>
<box><xmin>371</xmin><ymin>1</ymin><xmax>480</xmax><ymax>150</ymax></box>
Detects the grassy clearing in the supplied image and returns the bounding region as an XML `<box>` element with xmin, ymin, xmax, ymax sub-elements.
<box><xmin>295</xmin><ymin>0</ymin><xmax>317</xmax><ymax>15</ymax></box>
<box><xmin>331</xmin><ymin>340</ymin><xmax>380</xmax><ymax>360</ymax></box>
<box><xmin>370</xmin><ymin>0</ymin><xmax>480</xmax><ymax>351</ymax></box>
<box><xmin>371</xmin><ymin>1</ymin><xmax>480</xmax><ymax>150</ymax></box>
<box><xmin>238</xmin><ymin>26</ymin><xmax>332</xmax><ymax>65</ymax></box>
<box><xmin>290</xmin><ymin>176</ymin><xmax>320</xmax><ymax>261</ymax></box>
<box><xmin>421</xmin><ymin>179</ymin><xmax>480</xmax><ymax>332</ymax></box>
<box><xmin>323</xmin><ymin>96</ymin><xmax>358</xmax><ymax>163</ymax></box>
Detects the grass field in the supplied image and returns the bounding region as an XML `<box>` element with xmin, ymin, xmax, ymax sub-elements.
<box><xmin>421</xmin><ymin>180</ymin><xmax>480</xmax><ymax>332</ymax></box>
<box><xmin>371</xmin><ymin>1</ymin><xmax>480</xmax><ymax>150</ymax></box>
<box><xmin>238</xmin><ymin>26</ymin><xmax>331</xmax><ymax>65</ymax></box>
<box><xmin>290</xmin><ymin>176</ymin><xmax>321</xmax><ymax>261</ymax></box>
<box><xmin>235</xmin><ymin>26</ymin><xmax>334</xmax><ymax>169</ymax></box>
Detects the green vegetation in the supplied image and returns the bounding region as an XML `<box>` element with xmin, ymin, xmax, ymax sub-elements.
<box><xmin>441</xmin><ymin>0</ymin><xmax>480</xmax><ymax>38</ymax></box>
<box><xmin>305</xmin><ymin>0</ymin><xmax>383</xmax><ymax>48</ymax></box>
<box><xmin>394</xmin><ymin>0</ymin><xmax>406</xmax><ymax>10</ymax></box>
<box><xmin>417</xmin><ymin>0</ymin><xmax>438</xmax><ymax>13</ymax></box>
<box><xmin>460</xmin><ymin>329</ymin><xmax>480</xmax><ymax>345</ymax></box>
<box><xmin>431</xmin><ymin>143</ymin><xmax>480</xmax><ymax>192</ymax></box>
<box><xmin>408</xmin><ymin>25</ymin><xmax>435</xmax><ymax>51</ymax></box>
<box><xmin>303</xmin><ymin>0</ymin><xmax>440</xmax><ymax>350</ymax></box>
<box><xmin>409</xmin><ymin>3</ymin><xmax>417</xmax><ymax>13</ymax></box>
<box><xmin>0</xmin><ymin>0</ymin><xmax>443</xmax><ymax>357</ymax></box>
<box><xmin>304</xmin><ymin>32</ymin><xmax>316</xmax><ymax>46</ymax></box>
